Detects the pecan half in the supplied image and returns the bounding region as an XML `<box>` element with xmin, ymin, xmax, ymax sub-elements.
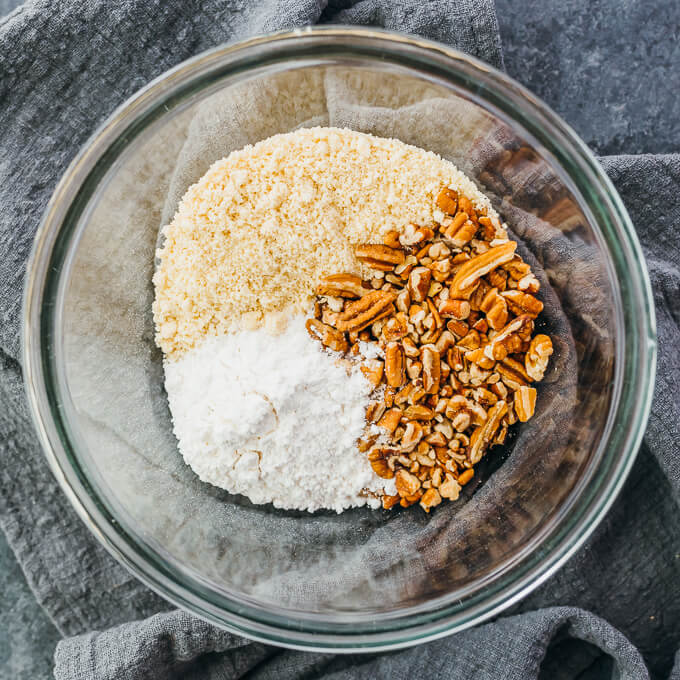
<box><xmin>449</xmin><ymin>241</ymin><xmax>517</xmax><ymax>298</ymax></box>
<box><xmin>335</xmin><ymin>290</ymin><xmax>396</xmax><ymax>332</ymax></box>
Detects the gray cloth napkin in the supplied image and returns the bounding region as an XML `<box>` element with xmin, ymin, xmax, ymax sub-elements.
<box><xmin>0</xmin><ymin>2</ymin><xmax>677</xmax><ymax>680</ymax></box>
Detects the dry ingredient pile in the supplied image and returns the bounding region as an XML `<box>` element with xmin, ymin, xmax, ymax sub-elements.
<box><xmin>153</xmin><ymin>127</ymin><xmax>553</xmax><ymax>513</ymax></box>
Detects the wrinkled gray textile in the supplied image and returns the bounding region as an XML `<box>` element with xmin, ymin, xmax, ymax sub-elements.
<box><xmin>0</xmin><ymin>2</ymin><xmax>677</xmax><ymax>680</ymax></box>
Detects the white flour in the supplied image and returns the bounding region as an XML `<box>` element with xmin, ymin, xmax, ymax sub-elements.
<box><xmin>164</xmin><ymin>316</ymin><xmax>395</xmax><ymax>512</ymax></box>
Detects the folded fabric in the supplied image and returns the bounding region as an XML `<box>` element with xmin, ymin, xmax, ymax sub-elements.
<box><xmin>0</xmin><ymin>1</ymin><xmax>678</xmax><ymax>679</ymax></box>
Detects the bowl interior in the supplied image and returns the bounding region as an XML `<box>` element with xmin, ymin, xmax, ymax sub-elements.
<box><xmin>32</xmin><ymin>34</ymin><xmax>647</xmax><ymax>639</ymax></box>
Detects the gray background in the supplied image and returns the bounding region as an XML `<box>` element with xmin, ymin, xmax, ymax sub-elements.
<box><xmin>0</xmin><ymin>0</ymin><xmax>678</xmax><ymax>678</ymax></box>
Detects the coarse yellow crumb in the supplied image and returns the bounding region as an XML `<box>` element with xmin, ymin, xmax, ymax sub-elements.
<box><xmin>153</xmin><ymin>127</ymin><xmax>500</xmax><ymax>359</ymax></box>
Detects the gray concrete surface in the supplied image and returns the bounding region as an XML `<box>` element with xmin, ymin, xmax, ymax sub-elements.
<box><xmin>1</xmin><ymin>0</ymin><xmax>678</xmax><ymax>678</ymax></box>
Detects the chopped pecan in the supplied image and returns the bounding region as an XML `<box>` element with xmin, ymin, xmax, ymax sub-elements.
<box><xmin>383</xmin><ymin>230</ymin><xmax>401</xmax><ymax>249</ymax></box>
<box><xmin>378</xmin><ymin>408</ymin><xmax>402</xmax><ymax>433</ymax></box>
<box><xmin>370</xmin><ymin>458</ymin><xmax>395</xmax><ymax>479</ymax></box>
<box><xmin>382</xmin><ymin>313</ymin><xmax>409</xmax><ymax>342</ymax></box>
<box><xmin>480</xmin><ymin>288</ymin><xmax>508</xmax><ymax>330</ymax></box>
<box><xmin>496</xmin><ymin>360</ymin><xmax>529</xmax><ymax>391</ymax></box>
<box><xmin>401</xmin><ymin>421</ymin><xmax>424</xmax><ymax>451</ymax></box>
<box><xmin>400</xmin><ymin>223</ymin><xmax>435</xmax><ymax>247</ymax></box>
<box><xmin>385</xmin><ymin>342</ymin><xmax>405</xmax><ymax>387</ymax></box>
<box><xmin>382</xmin><ymin>493</ymin><xmax>401</xmax><ymax>509</ymax></box>
<box><xmin>360</xmin><ymin>359</ymin><xmax>384</xmax><ymax>387</ymax></box>
<box><xmin>526</xmin><ymin>334</ymin><xmax>553</xmax><ymax>381</ymax></box>
<box><xmin>469</xmin><ymin>400</ymin><xmax>508</xmax><ymax>463</ymax></box>
<box><xmin>458</xmin><ymin>194</ymin><xmax>477</xmax><ymax>221</ymax></box>
<box><xmin>395</xmin><ymin>287</ymin><xmax>410</xmax><ymax>313</ymax></box>
<box><xmin>502</xmin><ymin>289</ymin><xmax>543</xmax><ymax>317</ymax></box>
<box><xmin>408</xmin><ymin>266</ymin><xmax>432</xmax><ymax>302</ymax></box>
<box><xmin>457</xmin><ymin>468</ymin><xmax>474</xmax><ymax>485</ymax></box>
<box><xmin>355</xmin><ymin>243</ymin><xmax>405</xmax><ymax>270</ymax></box>
<box><xmin>419</xmin><ymin>487</ymin><xmax>442</xmax><ymax>512</ymax></box>
<box><xmin>404</xmin><ymin>404</ymin><xmax>435</xmax><ymax>420</ymax></box>
<box><xmin>435</xmin><ymin>330</ymin><xmax>456</xmax><ymax>355</ymax></box>
<box><xmin>436</xmin><ymin>187</ymin><xmax>458</xmax><ymax>215</ymax></box>
<box><xmin>305</xmin><ymin>319</ymin><xmax>349</xmax><ymax>353</ymax></box>
<box><xmin>395</xmin><ymin>469</ymin><xmax>421</xmax><ymax>497</ymax></box>
<box><xmin>439</xmin><ymin>473</ymin><xmax>461</xmax><ymax>500</ymax></box>
<box><xmin>421</xmin><ymin>345</ymin><xmax>441</xmax><ymax>394</ymax></box>
<box><xmin>514</xmin><ymin>385</ymin><xmax>537</xmax><ymax>422</ymax></box>
<box><xmin>439</xmin><ymin>298</ymin><xmax>471</xmax><ymax>320</ymax></box>
<box><xmin>442</xmin><ymin>213</ymin><xmax>477</xmax><ymax>248</ymax></box>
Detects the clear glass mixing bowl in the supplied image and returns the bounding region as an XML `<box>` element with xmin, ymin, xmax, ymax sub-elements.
<box><xmin>22</xmin><ymin>27</ymin><xmax>656</xmax><ymax>651</ymax></box>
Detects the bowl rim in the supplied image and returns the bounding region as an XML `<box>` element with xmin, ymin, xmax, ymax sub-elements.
<box><xmin>22</xmin><ymin>26</ymin><xmax>657</xmax><ymax>651</ymax></box>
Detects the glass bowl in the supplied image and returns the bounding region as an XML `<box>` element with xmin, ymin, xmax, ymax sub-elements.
<box><xmin>22</xmin><ymin>27</ymin><xmax>656</xmax><ymax>651</ymax></box>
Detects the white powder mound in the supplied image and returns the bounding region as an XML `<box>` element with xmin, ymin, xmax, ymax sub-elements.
<box><xmin>164</xmin><ymin>315</ymin><xmax>396</xmax><ymax>513</ymax></box>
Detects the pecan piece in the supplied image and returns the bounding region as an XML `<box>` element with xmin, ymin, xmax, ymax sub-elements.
<box><xmin>383</xmin><ymin>230</ymin><xmax>401</xmax><ymax>249</ymax></box>
<box><xmin>457</xmin><ymin>469</ymin><xmax>475</xmax><ymax>486</ymax></box>
<box><xmin>502</xmin><ymin>289</ymin><xmax>544</xmax><ymax>318</ymax></box>
<box><xmin>401</xmin><ymin>421</ymin><xmax>424</xmax><ymax>451</ymax></box>
<box><xmin>439</xmin><ymin>299</ymin><xmax>471</xmax><ymax>320</ymax></box>
<box><xmin>526</xmin><ymin>334</ymin><xmax>553</xmax><ymax>381</ymax></box>
<box><xmin>385</xmin><ymin>342</ymin><xmax>405</xmax><ymax>388</ymax></box>
<box><xmin>515</xmin><ymin>385</ymin><xmax>537</xmax><ymax>422</ymax></box>
<box><xmin>305</xmin><ymin>319</ymin><xmax>348</xmax><ymax>353</ymax></box>
<box><xmin>404</xmin><ymin>404</ymin><xmax>435</xmax><ymax>420</ymax></box>
<box><xmin>449</xmin><ymin>241</ymin><xmax>517</xmax><ymax>298</ymax></box>
<box><xmin>480</xmin><ymin>288</ymin><xmax>508</xmax><ymax>331</ymax></box>
<box><xmin>336</xmin><ymin>290</ymin><xmax>396</xmax><ymax>332</ymax></box>
<box><xmin>443</xmin><ymin>214</ymin><xmax>477</xmax><ymax>248</ymax></box>
<box><xmin>355</xmin><ymin>243</ymin><xmax>405</xmax><ymax>271</ymax></box>
<box><xmin>436</xmin><ymin>187</ymin><xmax>458</xmax><ymax>215</ymax></box>
<box><xmin>316</xmin><ymin>273</ymin><xmax>367</xmax><ymax>298</ymax></box>
<box><xmin>378</xmin><ymin>408</ymin><xmax>402</xmax><ymax>433</ymax></box>
<box><xmin>399</xmin><ymin>223</ymin><xmax>435</xmax><ymax>247</ymax></box>
<box><xmin>439</xmin><ymin>473</ymin><xmax>461</xmax><ymax>500</ymax></box>
<box><xmin>419</xmin><ymin>487</ymin><xmax>442</xmax><ymax>512</ymax></box>
<box><xmin>421</xmin><ymin>345</ymin><xmax>441</xmax><ymax>394</ymax></box>
<box><xmin>360</xmin><ymin>359</ymin><xmax>384</xmax><ymax>387</ymax></box>
<box><xmin>370</xmin><ymin>458</ymin><xmax>395</xmax><ymax>479</ymax></box>
<box><xmin>382</xmin><ymin>313</ymin><xmax>409</xmax><ymax>342</ymax></box>
<box><xmin>395</xmin><ymin>469</ymin><xmax>421</xmax><ymax>497</ymax></box>
<box><xmin>408</xmin><ymin>266</ymin><xmax>432</xmax><ymax>303</ymax></box>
